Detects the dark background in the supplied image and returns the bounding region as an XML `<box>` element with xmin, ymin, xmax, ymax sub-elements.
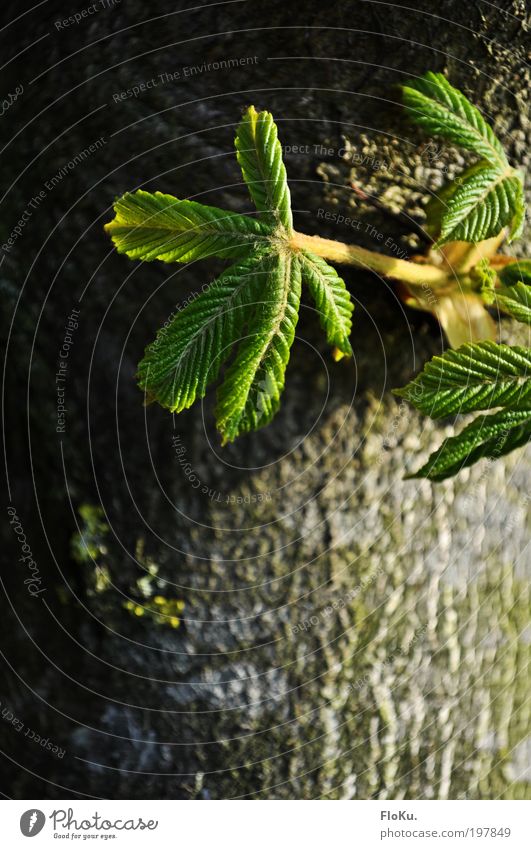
<box><xmin>0</xmin><ymin>0</ymin><xmax>529</xmax><ymax>799</ymax></box>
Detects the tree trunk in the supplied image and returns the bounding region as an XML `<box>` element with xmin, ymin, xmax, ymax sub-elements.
<box><xmin>1</xmin><ymin>0</ymin><xmax>529</xmax><ymax>799</ymax></box>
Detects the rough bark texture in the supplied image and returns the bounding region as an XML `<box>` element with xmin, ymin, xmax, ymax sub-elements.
<box><xmin>1</xmin><ymin>0</ymin><xmax>529</xmax><ymax>799</ymax></box>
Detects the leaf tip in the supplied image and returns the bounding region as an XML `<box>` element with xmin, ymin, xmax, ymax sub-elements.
<box><xmin>219</xmin><ymin>430</ymin><xmax>231</xmax><ymax>448</ymax></box>
<box><xmin>241</xmin><ymin>103</ymin><xmax>260</xmax><ymax>124</ymax></box>
<box><xmin>332</xmin><ymin>346</ymin><xmax>345</xmax><ymax>362</ymax></box>
<box><xmin>392</xmin><ymin>386</ymin><xmax>407</xmax><ymax>399</ymax></box>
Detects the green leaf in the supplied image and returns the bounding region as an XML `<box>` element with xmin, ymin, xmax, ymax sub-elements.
<box><xmin>507</xmin><ymin>175</ymin><xmax>527</xmax><ymax>241</ymax></box>
<box><xmin>498</xmin><ymin>260</ymin><xmax>531</xmax><ymax>287</ymax></box>
<box><xmin>409</xmin><ymin>407</ymin><xmax>531</xmax><ymax>481</ymax></box>
<box><xmin>472</xmin><ymin>257</ymin><xmax>497</xmax><ymax>304</ymax></box>
<box><xmin>402</xmin><ymin>72</ymin><xmax>508</xmax><ymax>168</ymax></box>
<box><xmin>424</xmin><ymin>172</ymin><xmax>462</xmax><ymax>239</ymax></box>
<box><xmin>105</xmin><ymin>189</ymin><xmax>271</xmax><ymax>263</ymax></box>
<box><xmin>216</xmin><ymin>251</ymin><xmax>301</xmax><ymax>442</ymax></box>
<box><xmin>495</xmin><ymin>282</ymin><xmax>531</xmax><ymax>326</ymax></box>
<box><xmin>235</xmin><ymin>106</ymin><xmax>293</xmax><ymax>232</ymax></box>
<box><xmin>299</xmin><ymin>250</ymin><xmax>354</xmax><ymax>358</ymax></box>
<box><xmin>395</xmin><ymin>341</ymin><xmax>531</xmax><ymax>418</ymax></box>
<box><xmin>137</xmin><ymin>252</ymin><xmax>271</xmax><ymax>412</ymax></box>
<box><xmin>403</xmin><ymin>73</ymin><xmax>525</xmax><ymax>245</ymax></box>
<box><xmin>436</xmin><ymin>162</ymin><xmax>524</xmax><ymax>245</ymax></box>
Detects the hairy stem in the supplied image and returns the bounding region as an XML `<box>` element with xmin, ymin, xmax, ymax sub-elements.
<box><xmin>290</xmin><ymin>231</ymin><xmax>449</xmax><ymax>287</ymax></box>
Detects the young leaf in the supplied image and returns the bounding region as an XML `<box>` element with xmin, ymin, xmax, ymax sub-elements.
<box><xmin>137</xmin><ymin>252</ymin><xmax>271</xmax><ymax>413</ymax></box>
<box><xmin>498</xmin><ymin>259</ymin><xmax>531</xmax><ymax>287</ymax></box>
<box><xmin>471</xmin><ymin>257</ymin><xmax>496</xmax><ymax>304</ymax></box>
<box><xmin>408</xmin><ymin>407</ymin><xmax>531</xmax><ymax>482</ymax></box>
<box><xmin>395</xmin><ymin>341</ymin><xmax>531</xmax><ymax>418</ymax></box>
<box><xmin>299</xmin><ymin>250</ymin><xmax>354</xmax><ymax>358</ymax></box>
<box><xmin>494</xmin><ymin>283</ymin><xmax>531</xmax><ymax>326</ymax></box>
<box><xmin>402</xmin><ymin>71</ymin><xmax>508</xmax><ymax>168</ymax></box>
<box><xmin>105</xmin><ymin>189</ymin><xmax>271</xmax><ymax>263</ymax></box>
<box><xmin>423</xmin><ymin>170</ymin><xmax>463</xmax><ymax>239</ymax></box>
<box><xmin>216</xmin><ymin>251</ymin><xmax>301</xmax><ymax>442</ymax></box>
<box><xmin>436</xmin><ymin>163</ymin><xmax>524</xmax><ymax>245</ymax></box>
<box><xmin>235</xmin><ymin>106</ymin><xmax>293</xmax><ymax>232</ymax></box>
<box><xmin>403</xmin><ymin>72</ymin><xmax>525</xmax><ymax>245</ymax></box>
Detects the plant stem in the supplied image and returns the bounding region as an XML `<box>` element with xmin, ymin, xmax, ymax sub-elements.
<box><xmin>290</xmin><ymin>231</ymin><xmax>449</xmax><ymax>287</ymax></box>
